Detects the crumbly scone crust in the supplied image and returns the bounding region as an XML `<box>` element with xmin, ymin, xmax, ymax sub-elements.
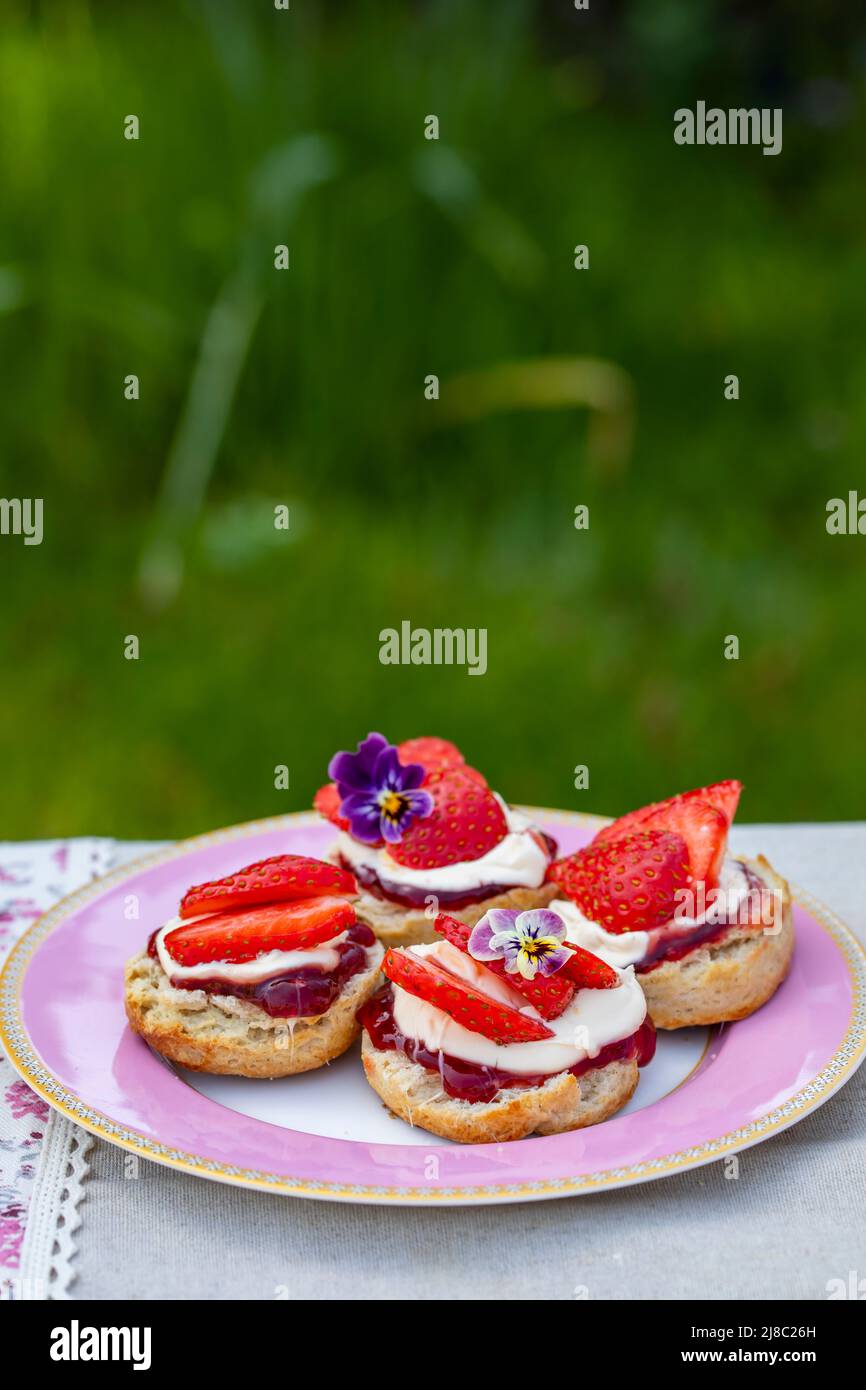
<box><xmin>124</xmin><ymin>940</ymin><xmax>384</xmax><ymax>1077</ymax></box>
<box><xmin>639</xmin><ymin>855</ymin><xmax>794</xmax><ymax>1029</ymax></box>
<box><xmin>361</xmin><ymin>1033</ymin><xmax>638</xmax><ymax>1142</ymax></box>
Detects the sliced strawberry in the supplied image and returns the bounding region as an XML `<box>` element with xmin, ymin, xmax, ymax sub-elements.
<box><xmin>389</xmin><ymin>768</ymin><xmax>507</xmax><ymax>870</ymax></box>
<box><xmin>381</xmin><ymin>946</ymin><xmax>554</xmax><ymax>1043</ymax></box>
<box><xmin>397</xmin><ymin>736</ymin><xmax>465</xmax><ymax>775</ymax></box>
<box><xmin>433</xmin><ymin>914</ymin><xmax>476</xmax><ymax>953</ymax></box>
<box><xmin>597</xmin><ymin>779</ymin><xmax>742</xmax><ymax>845</ymax></box>
<box><xmin>179</xmin><ymin>854</ymin><xmax>357</xmax><ymax>920</ymax></box>
<box><xmin>164</xmin><ymin>896</ymin><xmax>357</xmax><ymax>967</ymax></box>
<box><xmin>674</xmin><ymin>779</ymin><xmax>742</xmax><ymax>826</ymax></box>
<box><xmin>313</xmin><ymin>782</ymin><xmax>350</xmax><ymax>833</ymax></box>
<box><xmin>592</xmin><ymin>801</ymin><xmax>662</xmax><ymax>843</ymax></box>
<box><xmin>641</xmin><ymin>799</ymin><xmax>727</xmax><ymax>885</ymax></box>
<box><xmin>434</xmin><ymin>912</ymin><xmax>576</xmax><ymax>1019</ymax></box>
<box><xmin>549</xmin><ymin>830</ymin><xmax>692</xmax><ymax>934</ymax></box>
<box><xmin>561</xmin><ymin>942</ymin><xmax>620</xmax><ymax>989</ymax></box>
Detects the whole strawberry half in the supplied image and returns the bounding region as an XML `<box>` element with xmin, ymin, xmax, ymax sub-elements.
<box><xmin>389</xmin><ymin>769</ymin><xmax>508</xmax><ymax>870</ymax></box>
<box><xmin>400</xmin><ymin>738</ymin><xmax>487</xmax><ymax>788</ymax></box>
<box><xmin>549</xmin><ymin>830</ymin><xmax>692</xmax><ymax>934</ymax></box>
<box><xmin>179</xmin><ymin>854</ymin><xmax>357</xmax><ymax>920</ymax></box>
<box><xmin>397</xmin><ymin>736</ymin><xmax>466</xmax><ymax>776</ymax></box>
<box><xmin>400</xmin><ymin>739</ymin><xmax>489</xmax><ymax>795</ymax></box>
<box><xmin>381</xmin><ymin>946</ymin><xmax>554</xmax><ymax>1043</ymax></box>
<box><xmin>164</xmin><ymin>896</ymin><xmax>357</xmax><ymax>967</ymax></box>
<box><xmin>313</xmin><ymin>782</ymin><xmax>350</xmax><ymax>832</ymax></box>
<box><xmin>434</xmin><ymin>912</ymin><xmax>576</xmax><ymax>1019</ymax></box>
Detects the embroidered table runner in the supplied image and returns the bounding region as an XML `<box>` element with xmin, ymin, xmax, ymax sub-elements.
<box><xmin>0</xmin><ymin>840</ymin><xmax>113</xmax><ymax>1299</ymax></box>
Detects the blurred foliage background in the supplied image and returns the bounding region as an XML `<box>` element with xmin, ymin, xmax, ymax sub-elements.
<box><xmin>1</xmin><ymin>0</ymin><xmax>864</xmax><ymax>839</ymax></box>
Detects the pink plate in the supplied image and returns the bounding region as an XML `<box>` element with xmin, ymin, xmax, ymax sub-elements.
<box><xmin>2</xmin><ymin>810</ymin><xmax>865</xmax><ymax>1205</ymax></box>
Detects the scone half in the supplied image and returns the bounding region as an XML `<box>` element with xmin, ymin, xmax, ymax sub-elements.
<box><xmin>361</xmin><ymin>1033</ymin><xmax>638</xmax><ymax>1143</ymax></box>
<box><xmin>639</xmin><ymin>855</ymin><xmax>793</xmax><ymax>1030</ymax></box>
<box><xmin>125</xmin><ymin>939</ymin><xmax>384</xmax><ymax>1078</ymax></box>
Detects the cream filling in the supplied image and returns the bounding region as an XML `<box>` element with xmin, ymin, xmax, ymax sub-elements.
<box><xmin>549</xmin><ymin>855</ymin><xmax>754</xmax><ymax>968</ymax></box>
<box><xmin>333</xmin><ymin>800</ymin><xmax>550</xmax><ymax>894</ymax></box>
<box><xmin>548</xmin><ymin>901</ymin><xmax>649</xmax><ymax>967</ymax></box>
<box><xmin>391</xmin><ymin>939</ymin><xmax>646</xmax><ymax>1076</ymax></box>
<box><xmin>155</xmin><ymin>916</ymin><xmax>349</xmax><ymax>984</ymax></box>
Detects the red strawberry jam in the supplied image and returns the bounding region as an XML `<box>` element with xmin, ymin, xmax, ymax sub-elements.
<box><xmin>636</xmin><ymin>865</ymin><xmax>767</xmax><ymax>973</ymax></box>
<box><xmin>147</xmin><ymin>921</ymin><xmax>376</xmax><ymax>1018</ymax></box>
<box><xmin>339</xmin><ymin>831</ymin><xmax>557</xmax><ymax>911</ymax></box>
<box><xmin>358</xmin><ymin>985</ymin><xmax>656</xmax><ymax>1104</ymax></box>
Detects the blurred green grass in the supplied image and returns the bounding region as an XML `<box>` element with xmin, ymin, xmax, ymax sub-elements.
<box><xmin>1</xmin><ymin>0</ymin><xmax>865</xmax><ymax>838</ymax></box>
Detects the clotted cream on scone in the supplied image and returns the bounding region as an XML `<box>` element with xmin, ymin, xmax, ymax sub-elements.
<box><xmin>547</xmin><ymin>781</ymin><xmax>793</xmax><ymax>1029</ymax></box>
<box><xmin>359</xmin><ymin>906</ymin><xmax>655</xmax><ymax>1143</ymax></box>
<box><xmin>124</xmin><ymin>853</ymin><xmax>383</xmax><ymax>1076</ymax></box>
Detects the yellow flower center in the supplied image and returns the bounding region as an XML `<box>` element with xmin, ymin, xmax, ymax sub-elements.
<box><xmin>380</xmin><ymin>791</ymin><xmax>404</xmax><ymax>819</ymax></box>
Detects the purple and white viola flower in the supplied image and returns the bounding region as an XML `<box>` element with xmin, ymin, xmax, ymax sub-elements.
<box><xmin>468</xmin><ymin>907</ymin><xmax>571</xmax><ymax>981</ymax></box>
<box><xmin>328</xmin><ymin>732</ymin><xmax>433</xmax><ymax>845</ymax></box>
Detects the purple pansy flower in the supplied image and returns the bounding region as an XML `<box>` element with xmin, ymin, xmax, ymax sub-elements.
<box><xmin>328</xmin><ymin>732</ymin><xmax>434</xmax><ymax>845</ymax></box>
<box><xmin>469</xmin><ymin>907</ymin><xmax>571</xmax><ymax>981</ymax></box>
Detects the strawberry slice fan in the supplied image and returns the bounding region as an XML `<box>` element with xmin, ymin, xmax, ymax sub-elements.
<box><xmin>548</xmin><ymin>780</ymin><xmax>743</xmax><ymax>934</ymax></box>
<box><xmin>179</xmin><ymin>853</ymin><xmax>356</xmax><ymax>919</ymax></box>
<box><xmin>434</xmin><ymin>912</ymin><xmax>618</xmax><ymax>1020</ymax></box>
<box><xmin>164</xmin><ymin>898</ymin><xmax>357</xmax><ymax>967</ymax></box>
<box><xmin>165</xmin><ymin>854</ymin><xmax>359</xmax><ymax>967</ymax></box>
<box><xmin>380</xmin><ymin>912</ymin><xmax>620</xmax><ymax>1045</ymax></box>
<box><xmin>382</xmin><ymin>947</ymin><xmax>555</xmax><ymax>1044</ymax></box>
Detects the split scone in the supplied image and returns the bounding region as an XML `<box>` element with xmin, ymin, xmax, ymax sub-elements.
<box><xmin>314</xmin><ymin>732</ymin><xmax>558</xmax><ymax>948</ymax></box>
<box><xmin>125</xmin><ymin>853</ymin><xmax>383</xmax><ymax>1077</ymax></box>
<box><xmin>358</xmin><ymin>907</ymin><xmax>655</xmax><ymax>1143</ymax></box>
<box><xmin>548</xmin><ymin>780</ymin><xmax>793</xmax><ymax>1030</ymax></box>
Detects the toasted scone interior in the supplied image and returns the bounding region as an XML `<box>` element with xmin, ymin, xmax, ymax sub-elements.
<box><xmin>124</xmin><ymin>939</ymin><xmax>383</xmax><ymax>1078</ymax></box>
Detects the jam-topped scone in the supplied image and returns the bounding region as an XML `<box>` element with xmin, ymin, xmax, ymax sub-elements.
<box><xmin>314</xmin><ymin>732</ymin><xmax>557</xmax><ymax>949</ymax></box>
<box><xmin>358</xmin><ymin>907</ymin><xmax>655</xmax><ymax>1143</ymax></box>
<box><xmin>124</xmin><ymin>854</ymin><xmax>383</xmax><ymax>1077</ymax></box>
<box><xmin>547</xmin><ymin>781</ymin><xmax>793</xmax><ymax>1030</ymax></box>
